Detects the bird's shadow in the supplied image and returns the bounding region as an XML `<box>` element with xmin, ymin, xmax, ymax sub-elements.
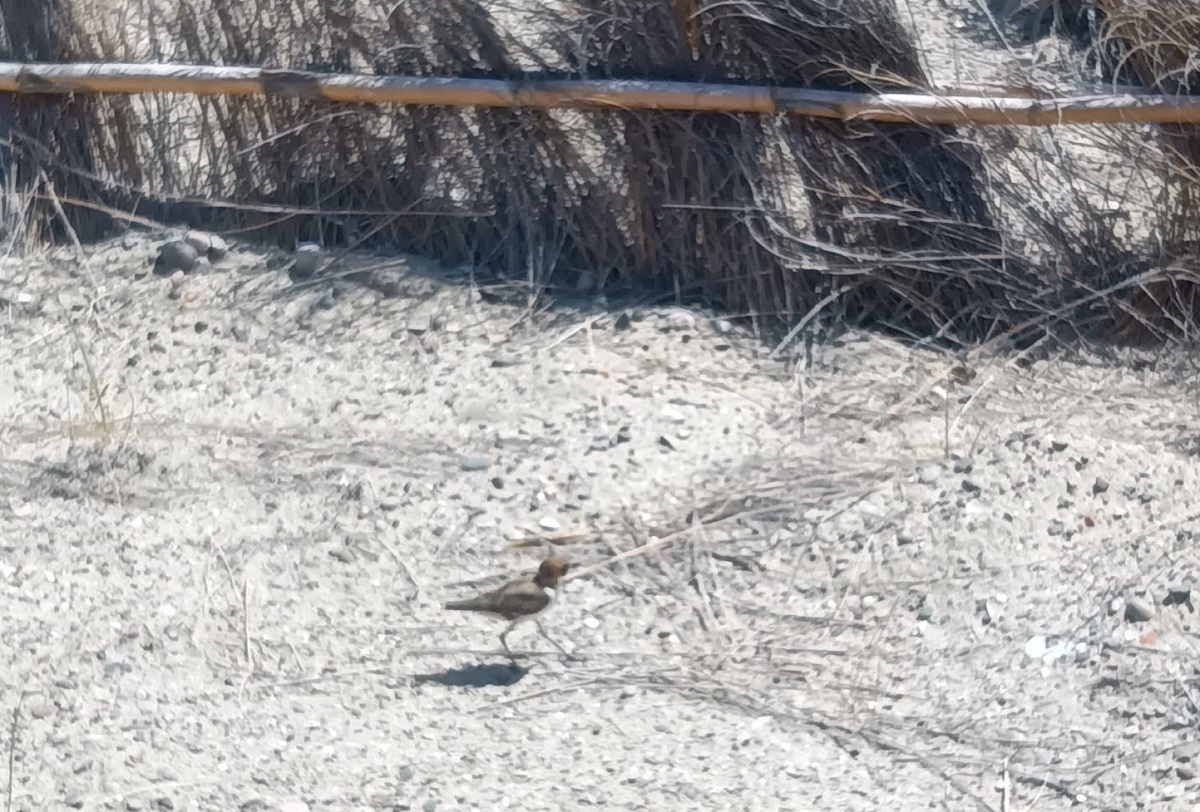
<box><xmin>414</xmin><ymin>660</ymin><xmax>530</xmax><ymax>688</ymax></box>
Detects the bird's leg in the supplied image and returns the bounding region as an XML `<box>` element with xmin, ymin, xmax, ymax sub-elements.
<box><xmin>500</xmin><ymin>623</ymin><xmax>515</xmax><ymax>658</ymax></box>
<box><xmin>536</xmin><ymin>620</ymin><xmax>582</xmax><ymax>662</ymax></box>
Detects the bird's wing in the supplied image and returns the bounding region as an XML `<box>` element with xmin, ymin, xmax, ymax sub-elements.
<box><xmin>489</xmin><ymin>580</ymin><xmax>553</xmax><ymax>620</ymax></box>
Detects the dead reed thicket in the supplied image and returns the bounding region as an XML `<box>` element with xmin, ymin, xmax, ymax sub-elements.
<box><xmin>4</xmin><ymin>0</ymin><xmax>1200</xmax><ymax>346</ymax></box>
<box><xmin>1089</xmin><ymin>0</ymin><xmax>1200</xmax><ymax>343</ymax></box>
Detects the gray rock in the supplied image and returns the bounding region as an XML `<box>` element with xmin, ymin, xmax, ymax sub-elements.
<box><xmin>423</xmin><ymin>801</ymin><xmax>439</xmax><ymax>812</ymax></box>
<box><xmin>205</xmin><ymin>235</ymin><xmax>229</xmax><ymax>262</ymax></box>
<box><xmin>184</xmin><ymin>230</ymin><xmax>211</xmax><ymax>254</ymax></box>
<box><xmin>952</xmin><ymin>456</ymin><xmax>973</xmax><ymax>474</ymax></box>
<box><xmin>917</xmin><ymin>465</ymin><xmax>941</xmax><ymax>484</ymax></box>
<box><xmin>156</xmin><ymin>799</ymin><xmax>174</xmax><ymax>811</ymax></box>
<box><xmin>458</xmin><ymin>455</ymin><xmax>491</xmax><ymax>472</ymax></box>
<box><xmin>587</xmin><ymin>436</ymin><xmax>613</xmax><ymax>453</ymax></box>
<box><xmin>660</xmin><ymin>310</ymin><xmax>695</xmax><ymax>331</ymax></box>
<box><xmin>153</xmin><ymin>241</ymin><xmax>199</xmax><ymax>275</ymax></box>
<box><xmin>1165</xmin><ymin>584</ymin><xmax>1194</xmax><ymax>611</ymax></box>
<box><xmin>1047</xmin><ymin>519</ymin><xmax>1063</xmax><ymax>537</ymax></box>
<box><xmin>27</xmin><ymin>702</ymin><xmax>55</xmax><ymax>719</ymax></box>
<box><xmin>1093</xmin><ymin>477</ymin><xmax>1110</xmax><ymax>495</ymax></box>
<box><xmin>961</xmin><ymin>479</ymin><xmax>981</xmax><ymax>494</ymax></box>
<box><xmin>183</xmin><ymin>230</ymin><xmax>228</xmax><ymax>262</ymax></box>
<box><xmin>1125</xmin><ymin>597</ymin><xmax>1155</xmax><ymax>623</ymax></box>
<box><xmin>290</xmin><ymin>243</ymin><xmax>322</xmax><ymax>279</ymax></box>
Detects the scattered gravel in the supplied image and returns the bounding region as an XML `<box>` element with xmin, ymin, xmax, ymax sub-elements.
<box><xmin>4</xmin><ymin>237</ymin><xmax>1200</xmax><ymax>812</ymax></box>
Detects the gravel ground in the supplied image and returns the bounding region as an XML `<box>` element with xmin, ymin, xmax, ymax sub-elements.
<box><xmin>3</xmin><ymin>236</ymin><xmax>1200</xmax><ymax>812</ymax></box>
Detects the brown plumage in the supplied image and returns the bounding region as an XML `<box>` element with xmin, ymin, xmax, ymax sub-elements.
<box><xmin>444</xmin><ymin>556</ymin><xmax>570</xmax><ymax>654</ymax></box>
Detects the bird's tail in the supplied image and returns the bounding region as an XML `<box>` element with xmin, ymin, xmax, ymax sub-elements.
<box><xmin>444</xmin><ymin>598</ymin><xmax>489</xmax><ymax>612</ymax></box>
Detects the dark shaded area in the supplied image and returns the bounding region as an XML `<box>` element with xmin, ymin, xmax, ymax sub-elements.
<box><xmin>414</xmin><ymin>661</ymin><xmax>530</xmax><ymax>688</ymax></box>
<box><xmin>0</xmin><ymin>0</ymin><xmax>108</xmax><ymax>242</ymax></box>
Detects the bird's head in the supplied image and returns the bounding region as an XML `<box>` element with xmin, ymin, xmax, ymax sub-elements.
<box><xmin>535</xmin><ymin>556</ymin><xmax>571</xmax><ymax>587</ymax></box>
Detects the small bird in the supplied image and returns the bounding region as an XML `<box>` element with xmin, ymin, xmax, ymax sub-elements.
<box><xmin>444</xmin><ymin>556</ymin><xmax>571</xmax><ymax>655</ymax></box>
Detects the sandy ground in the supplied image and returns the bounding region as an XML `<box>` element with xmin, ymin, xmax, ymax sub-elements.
<box><xmin>2</xmin><ymin>236</ymin><xmax>1200</xmax><ymax>812</ymax></box>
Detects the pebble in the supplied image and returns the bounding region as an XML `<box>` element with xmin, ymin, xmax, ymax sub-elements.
<box><xmin>1165</xmin><ymin>584</ymin><xmax>1194</xmax><ymax>611</ymax></box>
<box><xmin>583</xmin><ymin>616</ymin><xmax>601</xmax><ymax>629</ymax></box>
<box><xmin>1093</xmin><ymin>477</ymin><xmax>1109</xmax><ymax>495</ymax></box>
<box><xmin>184</xmin><ymin>230</ymin><xmax>210</xmax><ymax>253</ymax></box>
<box><xmin>154</xmin><ymin>240</ymin><xmax>199</xmax><ymax>275</ymax></box>
<box><xmin>290</xmin><ymin>243</ymin><xmax>322</xmax><ymax>279</ymax></box>
<box><xmin>714</xmin><ymin>318</ymin><xmax>733</xmax><ymax>334</ymax></box>
<box><xmin>156</xmin><ymin>799</ymin><xmax>174</xmax><ymax>811</ymax></box>
<box><xmin>458</xmin><ymin>455</ymin><xmax>491</xmax><ymax>472</ymax></box>
<box><xmin>423</xmin><ymin>800</ymin><xmax>440</xmax><ymax>812</ymax></box>
<box><xmin>1124</xmin><ymin>597</ymin><xmax>1155</xmax><ymax>623</ymax></box>
<box><xmin>206</xmin><ymin>235</ymin><xmax>229</xmax><ymax>262</ymax></box>
<box><xmin>1047</xmin><ymin>519</ymin><xmax>1063</xmax><ymax>537</ymax></box>
<box><xmin>184</xmin><ymin>230</ymin><xmax>227</xmax><ymax>261</ymax></box>
<box><xmin>660</xmin><ymin>310</ymin><xmax>695</xmax><ymax>331</ymax></box>
<box><xmin>126</xmin><ymin>799</ymin><xmax>144</xmax><ymax>811</ymax></box>
<box><xmin>28</xmin><ymin>702</ymin><xmax>55</xmax><ymax>719</ymax></box>
<box><xmin>961</xmin><ymin>479</ymin><xmax>981</xmax><ymax>493</ymax></box>
<box><xmin>916</xmin><ymin>465</ymin><xmax>940</xmax><ymax>484</ymax></box>
<box><xmin>538</xmin><ymin>516</ymin><xmax>561</xmax><ymax>531</ymax></box>
<box><xmin>588</xmin><ymin>436</ymin><xmax>614</xmax><ymax>453</ymax></box>
<box><xmin>661</xmin><ymin>406</ymin><xmax>685</xmax><ymax>424</ymax></box>
<box><xmin>915</xmin><ymin>603</ymin><xmax>933</xmax><ymax>622</ymax></box>
<box><xmin>952</xmin><ymin>456</ymin><xmax>973</xmax><ymax>474</ymax></box>
<box><xmin>658</xmin><ymin>435</ymin><xmax>676</xmax><ymax>450</ymax></box>
<box><xmin>612</xmin><ymin>311</ymin><xmax>633</xmax><ymax>331</ymax></box>
<box><xmin>279</xmin><ymin>801</ymin><xmax>309</xmax><ymax>812</ymax></box>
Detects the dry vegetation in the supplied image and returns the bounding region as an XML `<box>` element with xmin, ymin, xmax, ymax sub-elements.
<box><xmin>0</xmin><ymin>0</ymin><xmax>1198</xmax><ymax>347</ymax></box>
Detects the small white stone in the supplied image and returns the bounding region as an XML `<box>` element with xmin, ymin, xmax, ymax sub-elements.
<box><xmin>583</xmin><ymin>616</ymin><xmax>600</xmax><ymax>630</ymax></box>
<box><xmin>661</xmin><ymin>406</ymin><xmax>686</xmax><ymax>423</ymax></box>
<box><xmin>538</xmin><ymin>516</ymin><xmax>561</xmax><ymax>531</ymax></box>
